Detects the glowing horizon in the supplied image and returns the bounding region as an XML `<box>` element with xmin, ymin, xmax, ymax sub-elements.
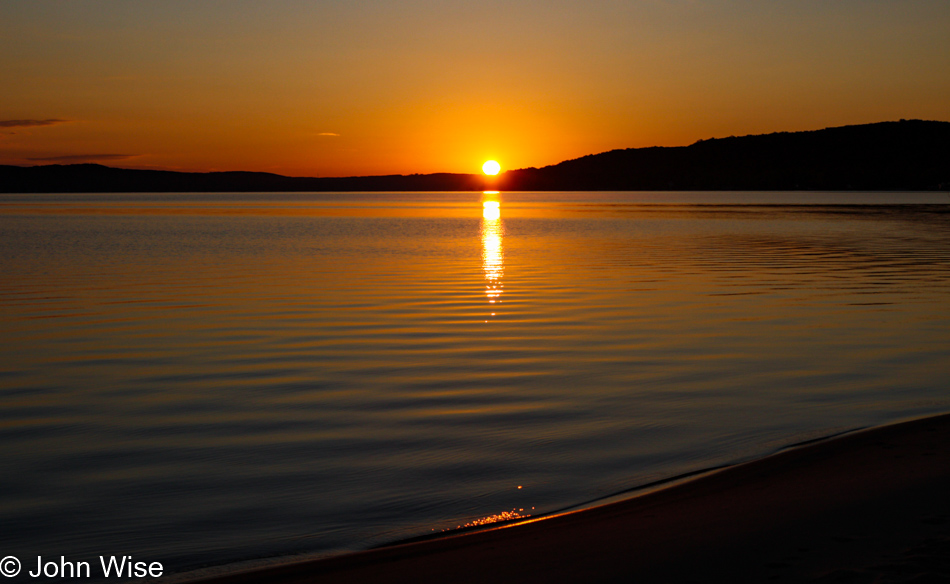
<box><xmin>2</xmin><ymin>2</ymin><xmax>949</xmax><ymax>176</ymax></box>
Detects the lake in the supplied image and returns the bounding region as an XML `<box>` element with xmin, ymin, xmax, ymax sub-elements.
<box><xmin>1</xmin><ymin>191</ymin><xmax>948</xmax><ymax>579</ymax></box>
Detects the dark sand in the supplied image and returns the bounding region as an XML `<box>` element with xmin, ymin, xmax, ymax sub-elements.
<box><xmin>194</xmin><ymin>414</ymin><xmax>950</xmax><ymax>583</ymax></box>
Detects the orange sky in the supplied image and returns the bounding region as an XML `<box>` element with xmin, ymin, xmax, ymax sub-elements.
<box><xmin>2</xmin><ymin>1</ymin><xmax>949</xmax><ymax>177</ymax></box>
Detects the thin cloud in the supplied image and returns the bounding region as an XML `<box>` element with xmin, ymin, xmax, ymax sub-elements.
<box><xmin>27</xmin><ymin>153</ymin><xmax>139</xmax><ymax>163</ymax></box>
<box><xmin>317</xmin><ymin>132</ymin><xmax>340</xmax><ymax>136</ymax></box>
<box><xmin>0</xmin><ymin>119</ymin><xmax>70</xmax><ymax>128</ymax></box>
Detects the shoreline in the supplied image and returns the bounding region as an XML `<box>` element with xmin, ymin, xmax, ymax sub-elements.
<box><xmin>187</xmin><ymin>412</ymin><xmax>950</xmax><ymax>583</ymax></box>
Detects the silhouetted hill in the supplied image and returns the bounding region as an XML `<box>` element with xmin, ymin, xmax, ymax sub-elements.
<box><xmin>0</xmin><ymin>164</ymin><xmax>489</xmax><ymax>193</ymax></box>
<box><xmin>2</xmin><ymin>120</ymin><xmax>949</xmax><ymax>193</ymax></box>
<box><xmin>499</xmin><ymin>120</ymin><xmax>950</xmax><ymax>191</ymax></box>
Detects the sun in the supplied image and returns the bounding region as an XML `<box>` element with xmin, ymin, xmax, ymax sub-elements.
<box><xmin>482</xmin><ymin>160</ymin><xmax>501</xmax><ymax>175</ymax></box>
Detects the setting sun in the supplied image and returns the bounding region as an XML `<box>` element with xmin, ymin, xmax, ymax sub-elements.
<box><xmin>482</xmin><ymin>160</ymin><xmax>501</xmax><ymax>175</ymax></box>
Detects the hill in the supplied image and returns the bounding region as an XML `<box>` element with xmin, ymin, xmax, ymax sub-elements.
<box><xmin>0</xmin><ymin>165</ymin><xmax>487</xmax><ymax>193</ymax></box>
<box><xmin>499</xmin><ymin>119</ymin><xmax>950</xmax><ymax>191</ymax></box>
<box><xmin>2</xmin><ymin>120</ymin><xmax>949</xmax><ymax>192</ymax></box>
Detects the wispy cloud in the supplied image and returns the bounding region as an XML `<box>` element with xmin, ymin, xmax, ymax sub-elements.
<box><xmin>0</xmin><ymin>119</ymin><xmax>70</xmax><ymax>128</ymax></box>
<box><xmin>27</xmin><ymin>153</ymin><xmax>139</xmax><ymax>163</ymax></box>
<box><xmin>317</xmin><ymin>132</ymin><xmax>340</xmax><ymax>136</ymax></box>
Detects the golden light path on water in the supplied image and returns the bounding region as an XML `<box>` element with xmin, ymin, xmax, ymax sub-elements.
<box><xmin>430</xmin><ymin>195</ymin><xmax>528</xmax><ymax>532</ymax></box>
<box><xmin>481</xmin><ymin>198</ymin><xmax>503</xmax><ymax>314</ymax></box>
<box><xmin>428</xmin><ymin>195</ymin><xmax>523</xmax><ymax>532</ymax></box>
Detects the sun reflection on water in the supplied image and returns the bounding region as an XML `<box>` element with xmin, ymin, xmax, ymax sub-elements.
<box><xmin>481</xmin><ymin>200</ymin><xmax>503</xmax><ymax>306</ymax></box>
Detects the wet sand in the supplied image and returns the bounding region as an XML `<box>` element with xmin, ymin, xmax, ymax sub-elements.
<box><xmin>192</xmin><ymin>413</ymin><xmax>950</xmax><ymax>583</ymax></box>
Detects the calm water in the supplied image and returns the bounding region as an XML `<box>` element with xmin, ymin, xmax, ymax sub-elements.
<box><xmin>1</xmin><ymin>191</ymin><xmax>949</xmax><ymax>579</ymax></box>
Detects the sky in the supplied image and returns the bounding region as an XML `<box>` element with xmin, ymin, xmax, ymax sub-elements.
<box><xmin>2</xmin><ymin>0</ymin><xmax>949</xmax><ymax>177</ymax></box>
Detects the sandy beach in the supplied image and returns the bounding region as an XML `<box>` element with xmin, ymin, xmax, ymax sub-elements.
<box><xmin>189</xmin><ymin>413</ymin><xmax>950</xmax><ymax>584</ymax></box>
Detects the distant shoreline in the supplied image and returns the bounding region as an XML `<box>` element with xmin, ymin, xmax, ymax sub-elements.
<box><xmin>3</xmin><ymin>120</ymin><xmax>949</xmax><ymax>193</ymax></box>
<box><xmin>182</xmin><ymin>411</ymin><xmax>950</xmax><ymax>583</ymax></box>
